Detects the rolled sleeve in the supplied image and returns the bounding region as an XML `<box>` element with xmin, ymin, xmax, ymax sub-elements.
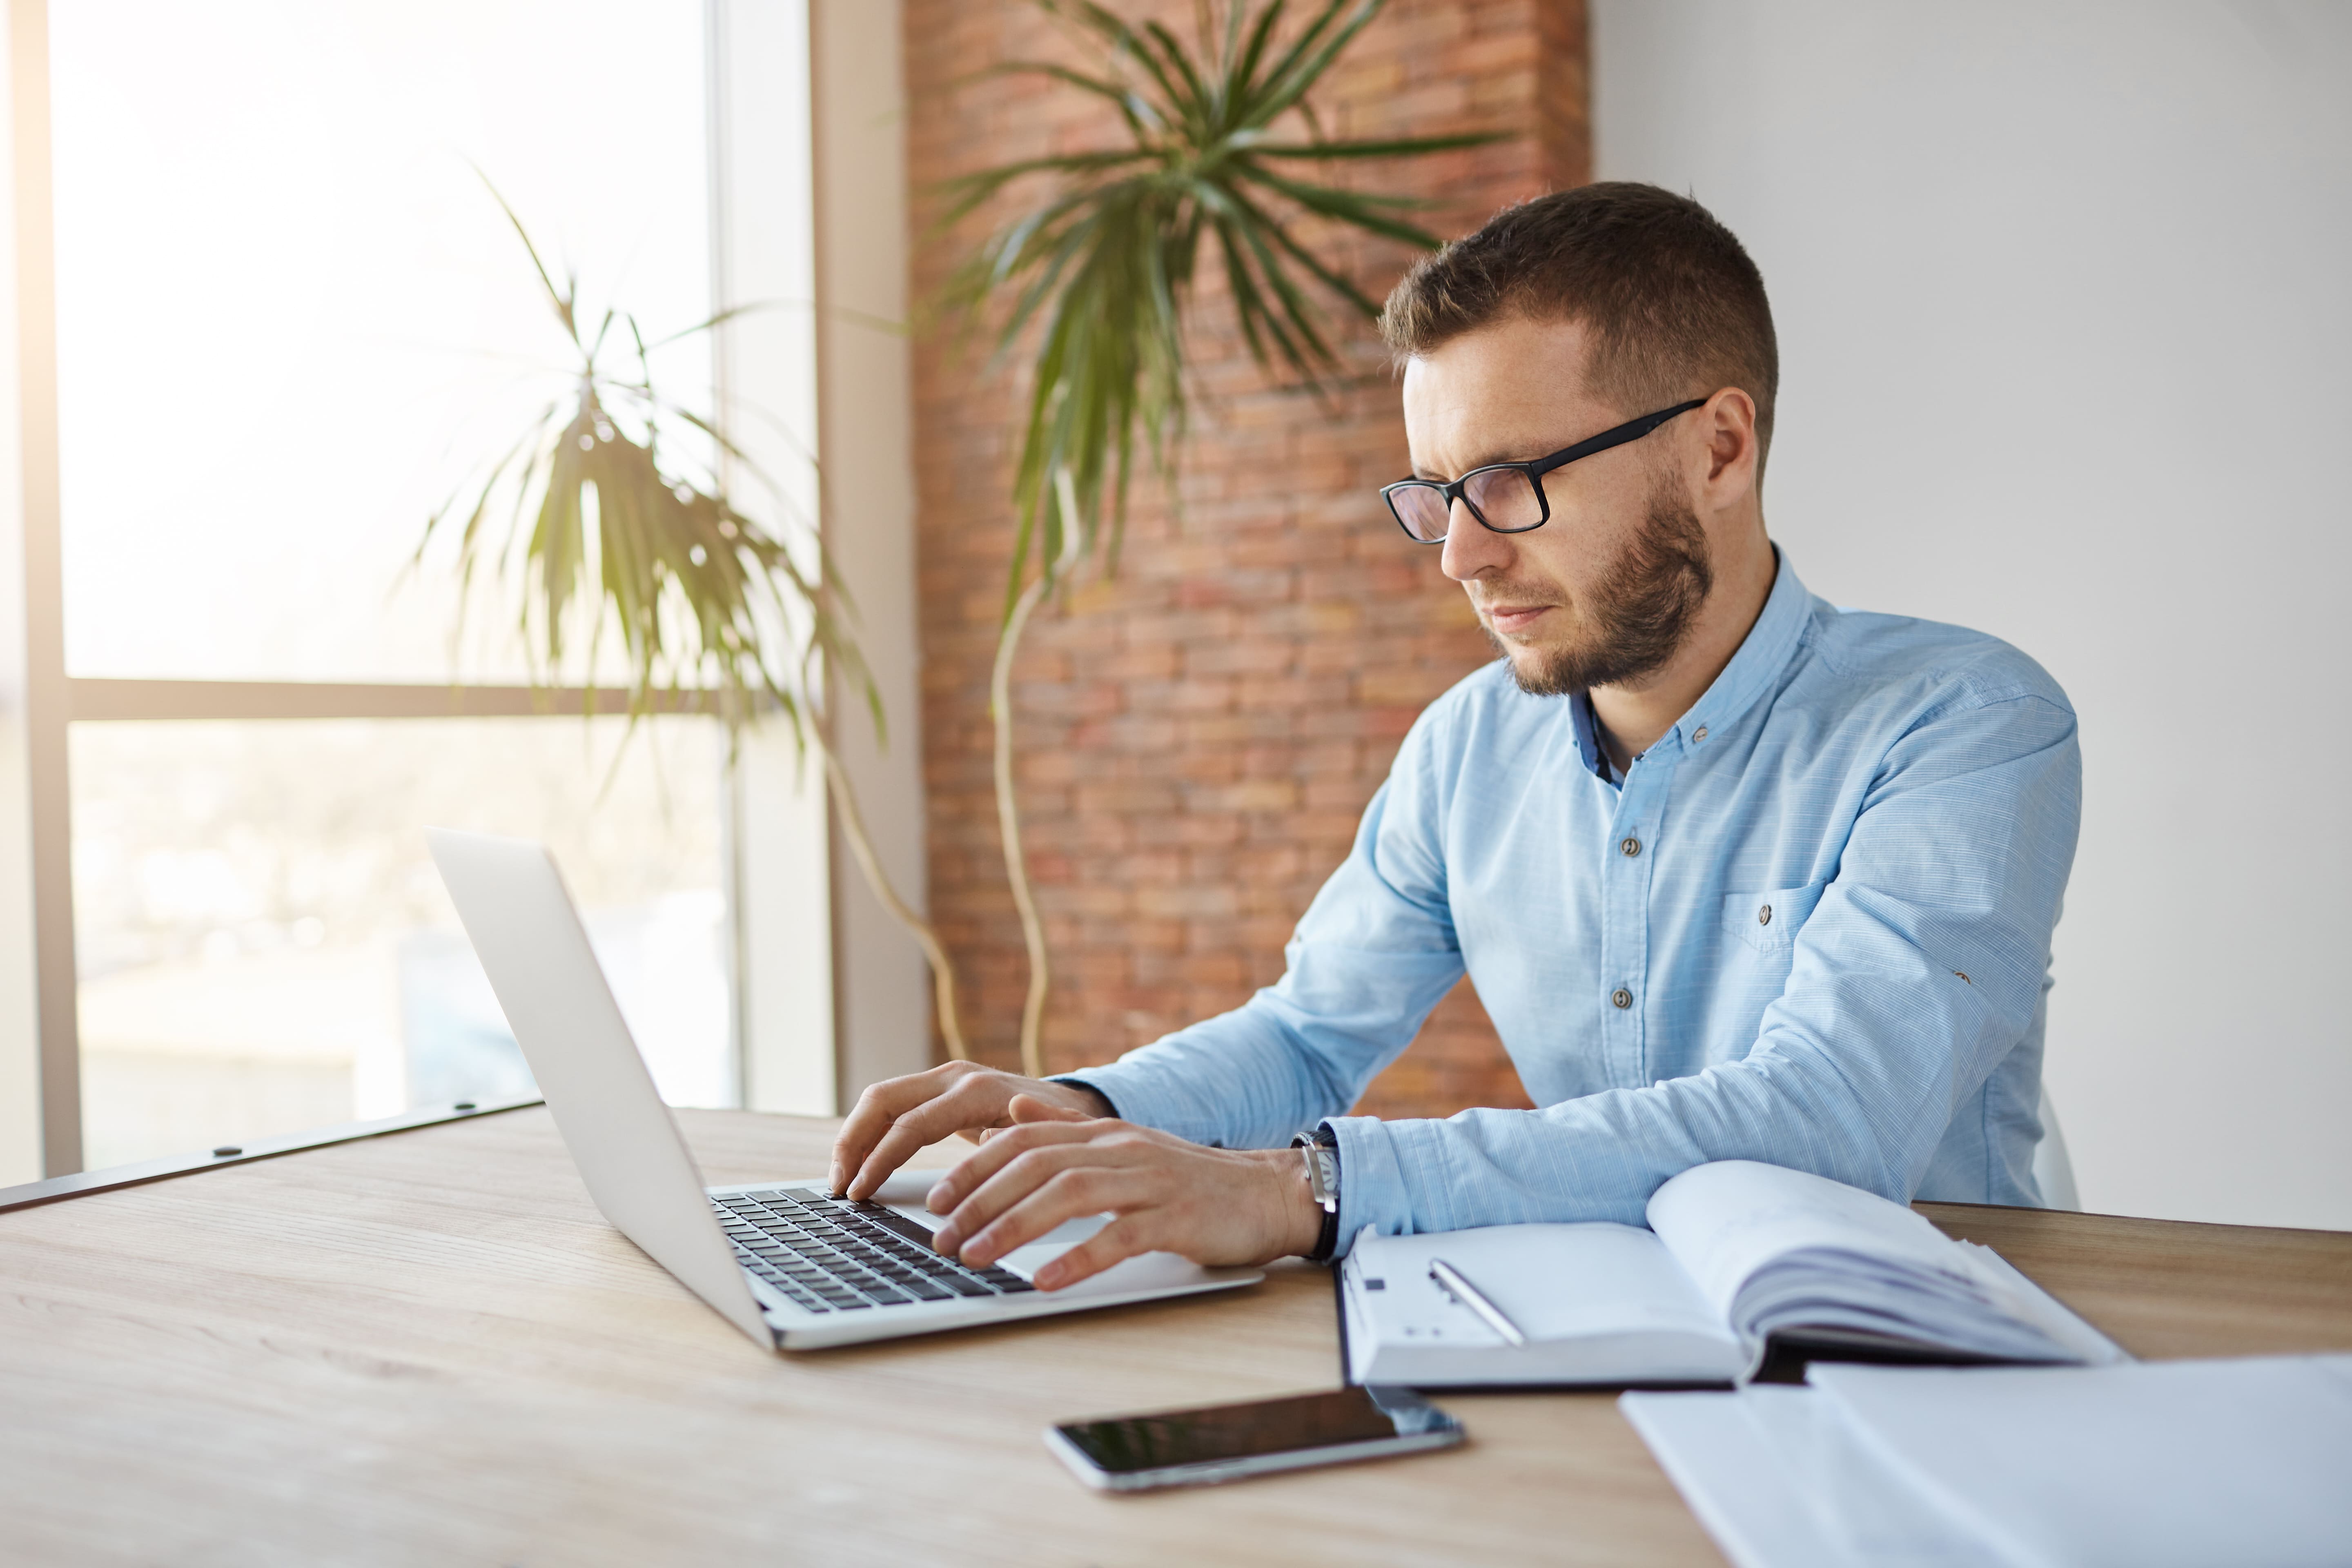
<box><xmin>1055</xmin><ymin>704</ymin><xmax>1469</xmax><ymax>1155</ymax></box>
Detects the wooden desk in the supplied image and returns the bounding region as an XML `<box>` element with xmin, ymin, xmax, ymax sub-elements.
<box><xmin>5</xmin><ymin>1108</ymin><xmax>2348</xmax><ymax>1566</ymax></box>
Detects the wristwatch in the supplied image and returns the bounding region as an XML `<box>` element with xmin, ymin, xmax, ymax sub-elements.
<box><xmin>1290</xmin><ymin>1127</ymin><xmax>1342</xmax><ymax>1263</ymax></box>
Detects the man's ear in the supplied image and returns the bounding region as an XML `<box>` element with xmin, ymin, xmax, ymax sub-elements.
<box><xmin>1699</xmin><ymin>387</ymin><xmax>1760</xmax><ymax>498</ymax></box>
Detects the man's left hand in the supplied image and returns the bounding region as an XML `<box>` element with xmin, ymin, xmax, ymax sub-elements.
<box><xmin>923</xmin><ymin>1096</ymin><xmax>1324</xmax><ymax>1290</ymax></box>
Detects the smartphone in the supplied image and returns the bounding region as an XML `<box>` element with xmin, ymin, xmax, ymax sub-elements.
<box><xmin>1045</xmin><ymin>1385</ymin><xmax>1465</xmax><ymax>1492</ymax></box>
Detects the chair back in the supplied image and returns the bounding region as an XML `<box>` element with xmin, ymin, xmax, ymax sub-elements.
<box><xmin>2032</xmin><ymin>1088</ymin><xmax>2082</xmax><ymax>1211</ymax></box>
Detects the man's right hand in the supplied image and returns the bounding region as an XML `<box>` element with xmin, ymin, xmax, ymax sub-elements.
<box><xmin>828</xmin><ymin>1061</ymin><xmax>1112</xmax><ymax>1199</ymax></box>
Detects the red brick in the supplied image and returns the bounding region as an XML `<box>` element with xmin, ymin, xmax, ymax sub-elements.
<box><xmin>907</xmin><ymin>0</ymin><xmax>1577</xmax><ymax>1111</ymax></box>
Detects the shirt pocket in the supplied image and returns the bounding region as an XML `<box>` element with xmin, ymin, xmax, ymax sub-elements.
<box><xmin>1724</xmin><ymin>879</ymin><xmax>1830</xmax><ymax>957</ymax></box>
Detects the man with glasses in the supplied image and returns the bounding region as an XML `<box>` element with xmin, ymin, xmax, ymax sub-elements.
<box><xmin>832</xmin><ymin>183</ymin><xmax>2079</xmax><ymax>1290</ymax></box>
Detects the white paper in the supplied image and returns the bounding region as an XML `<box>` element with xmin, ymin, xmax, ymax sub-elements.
<box><xmin>1624</xmin><ymin>1384</ymin><xmax>2011</xmax><ymax>1568</ymax></box>
<box><xmin>1809</xmin><ymin>1356</ymin><xmax>2352</xmax><ymax>1568</ymax></box>
<box><xmin>1619</xmin><ymin>1389</ymin><xmax>1858</xmax><ymax>1568</ymax></box>
<box><xmin>1625</xmin><ymin>1358</ymin><xmax>2352</xmax><ymax>1568</ymax></box>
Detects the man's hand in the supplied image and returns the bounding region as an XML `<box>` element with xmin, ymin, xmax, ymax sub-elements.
<box><xmin>922</xmin><ymin>1095</ymin><xmax>1325</xmax><ymax>1290</ymax></box>
<box><xmin>828</xmin><ymin>1061</ymin><xmax>1112</xmax><ymax>1199</ymax></box>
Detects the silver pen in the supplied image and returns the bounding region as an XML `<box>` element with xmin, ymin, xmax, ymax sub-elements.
<box><xmin>1427</xmin><ymin>1257</ymin><xmax>1527</xmax><ymax>1347</ymax></box>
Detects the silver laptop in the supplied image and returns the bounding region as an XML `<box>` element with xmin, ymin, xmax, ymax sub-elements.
<box><xmin>427</xmin><ymin>827</ymin><xmax>1261</xmax><ymax>1351</ymax></box>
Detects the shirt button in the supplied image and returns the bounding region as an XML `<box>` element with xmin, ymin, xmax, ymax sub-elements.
<box><xmin>1611</xmin><ymin>987</ymin><xmax>1633</xmax><ymax>1010</ymax></box>
<box><xmin>1620</xmin><ymin>837</ymin><xmax>1642</xmax><ymax>857</ymax></box>
<box><xmin>1692</xmin><ymin>726</ymin><xmax>1708</xmax><ymax>743</ymax></box>
<box><xmin>1758</xmin><ymin>904</ymin><xmax>1773</xmax><ymax>926</ymax></box>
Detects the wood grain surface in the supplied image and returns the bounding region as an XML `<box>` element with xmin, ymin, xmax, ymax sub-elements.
<box><xmin>4</xmin><ymin>1107</ymin><xmax>2347</xmax><ymax>1567</ymax></box>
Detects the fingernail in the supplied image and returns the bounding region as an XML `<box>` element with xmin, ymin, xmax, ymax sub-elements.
<box><xmin>926</xmin><ymin>1180</ymin><xmax>951</xmax><ymax>1212</ymax></box>
<box><xmin>827</xmin><ymin>1164</ymin><xmax>842</xmax><ymax>1192</ymax></box>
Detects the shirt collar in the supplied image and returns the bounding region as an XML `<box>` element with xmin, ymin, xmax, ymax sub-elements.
<box><xmin>1569</xmin><ymin>682</ymin><xmax>1612</xmax><ymax>781</ymax></box>
<box><xmin>1566</xmin><ymin>546</ymin><xmax>1813</xmax><ymax>775</ymax></box>
<box><xmin>1671</xmin><ymin>546</ymin><xmax>1812</xmax><ymax>757</ymax></box>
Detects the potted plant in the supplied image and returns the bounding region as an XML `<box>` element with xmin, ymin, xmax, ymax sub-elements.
<box><xmin>418</xmin><ymin>190</ymin><xmax>972</xmax><ymax>1060</ymax></box>
<box><xmin>935</xmin><ymin>0</ymin><xmax>1498</xmax><ymax>1074</ymax></box>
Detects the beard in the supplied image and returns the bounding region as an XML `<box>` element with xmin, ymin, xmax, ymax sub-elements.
<box><xmin>1487</xmin><ymin>481</ymin><xmax>1715</xmax><ymax>696</ymax></box>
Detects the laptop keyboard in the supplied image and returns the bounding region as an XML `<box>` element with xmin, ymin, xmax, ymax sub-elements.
<box><xmin>713</xmin><ymin>1188</ymin><xmax>1038</xmax><ymax>1314</ymax></box>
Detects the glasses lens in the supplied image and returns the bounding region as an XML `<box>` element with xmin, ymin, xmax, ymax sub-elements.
<box><xmin>1462</xmin><ymin>467</ymin><xmax>1544</xmax><ymax>531</ymax></box>
<box><xmin>1386</xmin><ymin>483</ymin><xmax>1452</xmax><ymax>542</ymax></box>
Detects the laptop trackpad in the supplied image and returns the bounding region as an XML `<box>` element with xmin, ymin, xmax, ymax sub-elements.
<box><xmin>996</xmin><ymin>1215</ymin><xmax>1222</xmax><ymax>1296</ymax></box>
<box><xmin>863</xmin><ymin>1173</ymin><xmax>1221</xmax><ymax>1298</ymax></box>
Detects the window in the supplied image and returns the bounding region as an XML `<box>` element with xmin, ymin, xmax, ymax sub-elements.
<box><xmin>0</xmin><ymin>0</ymin><xmax>911</xmax><ymax>1186</ymax></box>
<box><xmin>45</xmin><ymin>0</ymin><xmax>728</xmax><ymax>1169</ymax></box>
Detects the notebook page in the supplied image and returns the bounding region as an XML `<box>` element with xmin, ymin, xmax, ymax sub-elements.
<box><xmin>1350</xmin><ymin>1222</ymin><xmax>1729</xmax><ymax>1345</ymax></box>
<box><xmin>1953</xmin><ymin>1242</ymin><xmax>2129</xmax><ymax>1365</ymax></box>
<box><xmin>1644</xmin><ymin>1160</ymin><xmax>1969</xmax><ymax>1325</ymax></box>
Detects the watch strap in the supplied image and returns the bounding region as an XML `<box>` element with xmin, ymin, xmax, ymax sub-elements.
<box><xmin>1290</xmin><ymin>1127</ymin><xmax>1342</xmax><ymax>1264</ymax></box>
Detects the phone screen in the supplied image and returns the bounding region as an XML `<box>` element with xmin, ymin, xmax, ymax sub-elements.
<box><xmin>1054</xmin><ymin>1386</ymin><xmax>1451</xmax><ymax>1474</ymax></box>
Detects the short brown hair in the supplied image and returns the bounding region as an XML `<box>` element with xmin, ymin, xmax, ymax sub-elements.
<box><xmin>1381</xmin><ymin>183</ymin><xmax>1779</xmax><ymax>461</ymax></box>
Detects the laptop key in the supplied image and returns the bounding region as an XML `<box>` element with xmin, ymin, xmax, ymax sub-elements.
<box><xmin>729</xmin><ymin>1197</ymin><xmax>1019</xmax><ymax>1311</ymax></box>
<box><xmin>853</xmin><ymin>1206</ymin><xmax>949</xmax><ymax>1245</ymax></box>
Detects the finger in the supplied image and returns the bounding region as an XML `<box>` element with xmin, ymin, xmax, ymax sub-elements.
<box><xmin>1008</xmin><ymin>1091</ymin><xmax>1092</xmax><ymax>1124</ymax></box>
<box><xmin>955</xmin><ymin>1165</ymin><xmax>1159</xmax><ymax>1270</ymax></box>
<box><xmin>925</xmin><ymin>1118</ymin><xmax>1119</xmax><ymax>1216</ymax></box>
<box><xmin>1032</xmin><ymin>1214</ymin><xmax>1160</xmax><ymax>1292</ymax></box>
<box><xmin>936</xmin><ymin>1147</ymin><xmax>1157</xmax><ymax>1269</ymax></box>
<box><xmin>931</xmin><ymin>1130</ymin><xmax>1126</xmax><ymax>1247</ymax></box>
<box><xmin>846</xmin><ymin>1073</ymin><xmax>1013</xmax><ymax>1199</ymax></box>
<box><xmin>829</xmin><ymin>1065</ymin><xmax>967</xmax><ymax>1191</ymax></box>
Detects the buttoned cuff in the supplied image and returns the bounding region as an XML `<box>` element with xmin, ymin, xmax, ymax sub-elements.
<box><xmin>1319</xmin><ymin>1114</ymin><xmax>1430</xmax><ymax>1260</ymax></box>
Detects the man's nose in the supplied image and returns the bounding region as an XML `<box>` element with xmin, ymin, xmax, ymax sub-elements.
<box><xmin>1439</xmin><ymin>498</ymin><xmax>1510</xmax><ymax>583</ymax></box>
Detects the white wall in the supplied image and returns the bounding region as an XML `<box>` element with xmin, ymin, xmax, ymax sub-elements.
<box><xmin>1592</xmin><ymin>2</ymin><xmax>2352</xmax><ymax>1229</ymax></box>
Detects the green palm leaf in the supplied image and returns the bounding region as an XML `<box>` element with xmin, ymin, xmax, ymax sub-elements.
<box><xmin>933</xmin><ymin>0</ymin><xmax>1508</xmax><ymax>617</ymax></box>
<box><xmin>416</xmin><ymin>185</ymin><xmax>875</xmax><ymax>755</ymax></box>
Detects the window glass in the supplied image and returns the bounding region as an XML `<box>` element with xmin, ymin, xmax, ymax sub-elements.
<box><xmin>73</xmin><ymin>715</ymin><xmax>731</xmax><ymax>1168</ymax></box>
<box><xmin>49</xmin><ymin>0</ymin><xmax>711</xmax><ymax>683</ymax></box>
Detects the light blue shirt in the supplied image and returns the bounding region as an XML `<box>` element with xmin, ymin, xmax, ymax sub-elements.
<box><xmin>1064</xmin><ymin>552</ymin><xmax>2080</xmax><ymax>1253</ymax></box>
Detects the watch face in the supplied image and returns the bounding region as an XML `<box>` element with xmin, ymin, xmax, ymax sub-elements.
<box><xmin>1307</xmin><ymin>1148</ymin><xmax>1339</xmax><ymax>1208</ymax></box>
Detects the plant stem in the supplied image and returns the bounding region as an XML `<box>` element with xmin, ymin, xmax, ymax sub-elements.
<box><xmin>992</xmin><ymin>573</ymin><xmax>1053</xmax><ymax>1080</ymax></box>
<box><xmin>814</xmin><ymin>731</ymin><xmax>969</xmax><ymax>1062</ymax></box>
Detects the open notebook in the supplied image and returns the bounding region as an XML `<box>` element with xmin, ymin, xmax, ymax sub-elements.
<box><xmin>1339</xmin><ymin>1160</ymin><xmax>2126</xmax><ymax>1389</ymax></box>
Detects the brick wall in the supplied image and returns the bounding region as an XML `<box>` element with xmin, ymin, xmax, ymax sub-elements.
<box><xmin>903</xmin><ymin>0</ymin><xmax>1588</xmax><ymax>1117</ymax></box>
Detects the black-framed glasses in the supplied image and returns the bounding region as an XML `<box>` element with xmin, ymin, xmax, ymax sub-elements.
<box><xmin>1380</xmin><ymin>398</ymin><xmax>1708</xmax><ymax>543</ymax></box>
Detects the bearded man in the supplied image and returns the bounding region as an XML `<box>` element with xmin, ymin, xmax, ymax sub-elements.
<box><xmin>831</xmin><ymin>183</ymin><xmax>2080</xmax><ymax>1287</ymax></box>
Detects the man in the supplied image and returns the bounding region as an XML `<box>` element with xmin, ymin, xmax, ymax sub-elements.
<box><xmin>831</xmin><ymin>183</ymin><xmax>2079</xmax><ymax>1291</ymax></box>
